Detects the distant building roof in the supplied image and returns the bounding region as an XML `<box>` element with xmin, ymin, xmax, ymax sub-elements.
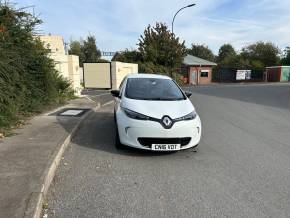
<box><xmin>183</xmin><ymin>54</ymin><xmax>217</xmax><ymax>66</ymax></box>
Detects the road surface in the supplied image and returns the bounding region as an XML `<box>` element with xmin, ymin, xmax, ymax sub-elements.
<box><xmin>46</xmin><ymin>84</ymin><xmax>290</xmax><ymax>218</ymax></box>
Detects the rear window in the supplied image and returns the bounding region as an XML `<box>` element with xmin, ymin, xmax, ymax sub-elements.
<box><xmin>125</xmin><ymin>78</ymin><xmax>185</xmax><ymax>100</ymax></box>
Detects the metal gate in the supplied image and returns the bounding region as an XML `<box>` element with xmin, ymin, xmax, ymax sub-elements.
<box><xmin>83</xmin><ymin>63</ymin><xmax>112</xmax><ymax>89</ymax></box>
<box><xmin>213</xmin><ymin>68</ymin><xmax>264</xmax><ymax>83</ymax></box>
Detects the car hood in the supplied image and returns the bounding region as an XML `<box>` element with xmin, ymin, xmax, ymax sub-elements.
<box><xmin>121</xmin><ymin>98</ymin><xmax>195</xmax><ymax>119</ymax></box>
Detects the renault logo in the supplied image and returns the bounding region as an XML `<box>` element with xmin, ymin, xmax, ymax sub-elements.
<box><xmin>161</xmin><ymin>116</ymin><xmax>173</xmax><ymax>128</ymax></box>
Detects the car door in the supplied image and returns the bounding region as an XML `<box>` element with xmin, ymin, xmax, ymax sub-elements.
<box><xmin>191</xmin><ymin>72</ymin><xmax>196</xmax><ymax>84</ymax></box>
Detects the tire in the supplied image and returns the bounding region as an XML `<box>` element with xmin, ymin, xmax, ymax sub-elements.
<box><xmin>115</xmin><ymin>123</ymin><xmax>123</xmax><ymax>149</ymax></box>
<box><xmin>191</xmin><ymin>144</ymin><xmax>198</xmax><ymax>152</ymax></box>
<box><xmin>114</xmin><ymin>110</ymin><xmax>117</xmax><ymax>123</ymax></box>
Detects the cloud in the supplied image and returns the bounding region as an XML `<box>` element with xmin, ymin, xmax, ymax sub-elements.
<box><xmin>18</xmin><ymin>0</ymin><xmax>290</xmax><ymax>54</ymax></box>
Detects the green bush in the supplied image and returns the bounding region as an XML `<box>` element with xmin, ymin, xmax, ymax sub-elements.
<box><xmin>138</xmin><ymin>62</ymin><xmax>170</xmax><ymax>75</ymax></box>
<box><xmin>0</xmin><ymin>3</ymin><xmax>74</xmax><ymax>132</ymax></box>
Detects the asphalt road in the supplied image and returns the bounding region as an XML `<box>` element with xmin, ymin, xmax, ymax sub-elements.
<box><xmin>82</xmin><ymin>89</ymin><xmax>113</xmax><ymax>106</ymax></box>
<box><xmin>46</xmin><ymin>84</ymin><xmax>290</xmax><ymax>218</ymax></box>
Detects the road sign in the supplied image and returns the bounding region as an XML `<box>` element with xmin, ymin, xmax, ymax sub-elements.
<box><xmin>236</xmin><ymin>70</ymin><xmax>251</xmax><ymax>80</ymax></box>
<box><xmin>101</xmin><ymin>51</ymin><xmax>116</xmax><ymax>56</ymax></box>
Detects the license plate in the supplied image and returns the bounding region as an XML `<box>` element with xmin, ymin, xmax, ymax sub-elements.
<box><xmin>152</xmin><ymin>144</ymin><xmax>180</xmax><ymax>151</ymax></box>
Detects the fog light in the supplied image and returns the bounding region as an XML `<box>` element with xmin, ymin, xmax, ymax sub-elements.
<box><xmin>125</xmin><ymin>127</ymin><xmax>130</xmax><ymax>134</ymax></box>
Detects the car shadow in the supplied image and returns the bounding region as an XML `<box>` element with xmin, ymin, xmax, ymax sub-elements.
<box><xmin>71</xmin><ymin>110</ymin><xmax>178</xmax><ymax>157</ymax></box>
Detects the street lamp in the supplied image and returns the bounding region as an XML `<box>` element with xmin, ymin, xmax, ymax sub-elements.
<box><xmin>170</xmin><ymin>3</ymin><xmax>196</xmax><ymax>78</ymax></box>
<box><xmin>172</xmin><ymin>3</ymin><xmax>196</xmax><ymax>35</ymax></box>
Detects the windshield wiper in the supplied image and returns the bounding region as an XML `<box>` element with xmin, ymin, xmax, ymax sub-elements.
<box><xmin>144</xmin><ymin>98</ymin><xmax>184</xmax><ymax>101</ymax></box>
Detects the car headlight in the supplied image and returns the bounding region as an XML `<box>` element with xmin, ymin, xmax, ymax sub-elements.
<box><xmin>122</xmin><ymin>107</ymin><xmax>150</xmax><ymax>120</ymax></box>
<box><xmin>175</xmin><ymin>111</ymin><xmax>196</xmax><ymax>121</ymax></box>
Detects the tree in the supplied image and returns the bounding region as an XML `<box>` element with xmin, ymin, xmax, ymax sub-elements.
<box><xmin>0</xmin><ymin>2</ymin><xmax>72</xmax><ymax>131</ymax></box>
<box><xmin>138</xmin><ymin>22</ymin><xmax>187</xmax><ymax>72</ymax></box>
<box><xmin>217</xmin><ymin>44</ymin><xmax>237</xmax><ymax>67</ymax></box>
<box><xmin>281</xmin><ymin>48</ymin><xmax>290</xmax><ymax>65</ymax></box>
<box><xmin>97</xmin><ymin>58</ymin><xmax>110</xmax><ymax>63</ymax></box>
<box><xmin>82</xmin><ymin>35</ymin><xmax>101</xmax><ymax>63</ymax></box>
<box><xmin>235</xmin><ymin>55</ymin><xmax>251</xmax><ymax>69</ymax></box>
<box><xmin>69</xmin><ymin>40</ymin><xmax>82</xmax><ymax>56</ymax></box>
<box><xmin>112</xmin><ymin>49</ymin><xmax>142</xmax><ymax>63</ymax></box>
<box><xmin>240</xmin><ymin>42</ymin><xmax>280</xmax><ymax>68</ymax></box>
<box><xmin>187</xmin><ymin>44</ymin><xmax>215</xmax><ymax>62</ymax></box>
<box><xmin>68</xmin><ymin>36</ymin><xmax>101</xmax><ymax>66</ymax></box>
<box><xmin>69</xmin><ymin>40</ymin><xmax>85</xmax><ymax>66</ymax></box>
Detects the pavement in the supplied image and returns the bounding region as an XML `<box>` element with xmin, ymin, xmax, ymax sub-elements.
<box><xmin>45</xmin><ymin>84</ymin><xmax>290</xmax><ymax>218</ymax></box>
<box><xmin>0</xmin><ymin>93</ymin><xmax>112</xmax><ymax>218</ymax></box>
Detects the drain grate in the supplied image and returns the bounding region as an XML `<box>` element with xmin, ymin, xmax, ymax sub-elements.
<box><xmin>49</xmin><ymin>108</ymin><xmax>91</xmax><ymax>117</ymax></box>
<box><xmin>61</xmin><ymin>109</ymin><xmax>84</xmax><ymax>116</ymax></box>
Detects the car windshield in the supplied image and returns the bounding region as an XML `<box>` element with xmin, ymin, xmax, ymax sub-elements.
<box><xmin>125</xmin><ymin>78</ymin><xmax>185</xmax><ymax>100</ymax></box>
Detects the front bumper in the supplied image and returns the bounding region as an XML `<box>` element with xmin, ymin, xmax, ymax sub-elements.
<box><xmin>116</xmin><ymin>109</ymin><xmax>202</xmax><ymax>151</ymax></box>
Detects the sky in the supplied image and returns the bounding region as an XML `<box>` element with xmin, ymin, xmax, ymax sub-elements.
<box><xmin>18</xmin><ymin>0</ymin><xmax>290</xmax><ymax>55</ymax></box>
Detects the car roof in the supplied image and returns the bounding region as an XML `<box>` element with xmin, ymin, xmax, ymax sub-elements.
<box><xmin>126</xmin><ymin>73</ymin><xmax>171</xmax><ymax>80</ymax></box>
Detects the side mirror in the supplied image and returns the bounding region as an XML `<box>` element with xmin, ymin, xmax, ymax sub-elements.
<box><xmin>184</xmin><ymin>91</ymin><xmax>192</xmax><ymax>98</ymax></box>
<box><xmin>111</xmin><ymin>90</ymin><xmax>120</xmax><ymax>98</ymax></box>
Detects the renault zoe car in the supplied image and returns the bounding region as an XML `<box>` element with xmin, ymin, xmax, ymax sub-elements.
<box><xmin>111</xmin><ymin>74</ymin><xmax>202</xmax><ymax>151</ymax></box>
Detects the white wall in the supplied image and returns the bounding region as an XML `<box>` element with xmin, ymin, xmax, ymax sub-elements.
<box><xmin>79</xmin><ymin>67</ymin><xmax>84</xmax><ymax>84</ymax></box>
<box><xmin>39</xmin><ymin>35</ymin><xmax>66</xmax><ymax>55</ymax></box>
<box><xmin>53</xmin><ymin>54</ymin><xmax>70</xmax><ymax>79</ymax></box>
<box><xmin>111</xmin><ymin>62</ymin><xmax>138</xmax><ymax>89</ymax></box>
<box><xmin>68</xmin><ymin>55</ymin><xmax>81</xmax><ymax>95</ymax></box>
<box><xmin>40</xmin><ymin>35</ymin><xmax>82</xmax><ymax>95</ymax></box>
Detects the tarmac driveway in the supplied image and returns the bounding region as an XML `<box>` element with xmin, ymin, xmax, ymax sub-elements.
<box><xmin>46</xmin><ymin>84</ymin><xmax>290</xmax><ymax>218</ymax></box>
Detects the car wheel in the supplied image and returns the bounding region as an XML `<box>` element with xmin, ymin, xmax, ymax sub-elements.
<box><xmin>191</xmin><ymin>144</ymin><xmax>198</xmax><ymax>152</ymax></box>
<box><xmin>115</xmin><ymin>124</ymin><xmax>123</xmax><ymax>149</ymax></box>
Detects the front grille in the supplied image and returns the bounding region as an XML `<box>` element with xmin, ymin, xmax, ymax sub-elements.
<box><xmin>138</xmin><ymin>137</ymin><xmax>191</xmax><ymax>148</ymax></box>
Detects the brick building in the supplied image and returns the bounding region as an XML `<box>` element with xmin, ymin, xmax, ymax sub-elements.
<box><xmin>182</xmin><ymin>55</ymin><xmax>217</xmax><ymax>85</ymax></box>
<box><xmin>265</xmin><ymin>66</ymin><xmax>290</xmax><ymax>82</ymax></box>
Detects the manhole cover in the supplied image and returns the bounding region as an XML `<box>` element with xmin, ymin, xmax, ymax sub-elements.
<box><xmin>61</xmin><ymin>109</ymin><xmax>84</xmax><ymax>116</ymax></box>
<box><xmin>49</xmin><ymin>108</ymin><xmax>90</xmax><ymax>117</ymax></box>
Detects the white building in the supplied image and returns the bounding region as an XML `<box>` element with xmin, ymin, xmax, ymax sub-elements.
<box><xmin>39</xmin><ymin>35</ymin><xmax>82</xmax><ymax>95</ymax></box>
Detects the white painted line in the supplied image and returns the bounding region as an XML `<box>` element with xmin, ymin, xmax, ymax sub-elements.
<box><xmin>102</xmin><ymin>100</ymin><xmax>114</xmax><ymax>107</ymax></box>
<box><xmin>94</xmin><ymin>93</ymin><xmax>111</xmax><ymax>97</ymax></box>
<box><xmin>83</xmin><ymin>96</ymin><xmax>96</xmax><ymax>103</ymax></box>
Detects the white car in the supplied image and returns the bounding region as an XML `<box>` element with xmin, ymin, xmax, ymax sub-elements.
<box><xmin>111</xmin><ymin>74</ymin><xmax>202</xmax><ymax>151</ymax></box>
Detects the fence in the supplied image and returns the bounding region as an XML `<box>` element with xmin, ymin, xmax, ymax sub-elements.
<box><xmin>213</xmin><ymin>68</ymin><xmax>264</xmax><ymax>83</ymax></box>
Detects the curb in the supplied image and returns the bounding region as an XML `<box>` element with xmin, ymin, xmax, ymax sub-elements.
<box><xmin>24</xmin><ymin>102</ymin><xmax>104</xmax><ymax>218</ymax></box>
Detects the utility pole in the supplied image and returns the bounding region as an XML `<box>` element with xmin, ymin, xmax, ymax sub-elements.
<box><xmin>171</xmin><ymin>3</ymin><xmax>196</xmax><ymax>78</ymax></box>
